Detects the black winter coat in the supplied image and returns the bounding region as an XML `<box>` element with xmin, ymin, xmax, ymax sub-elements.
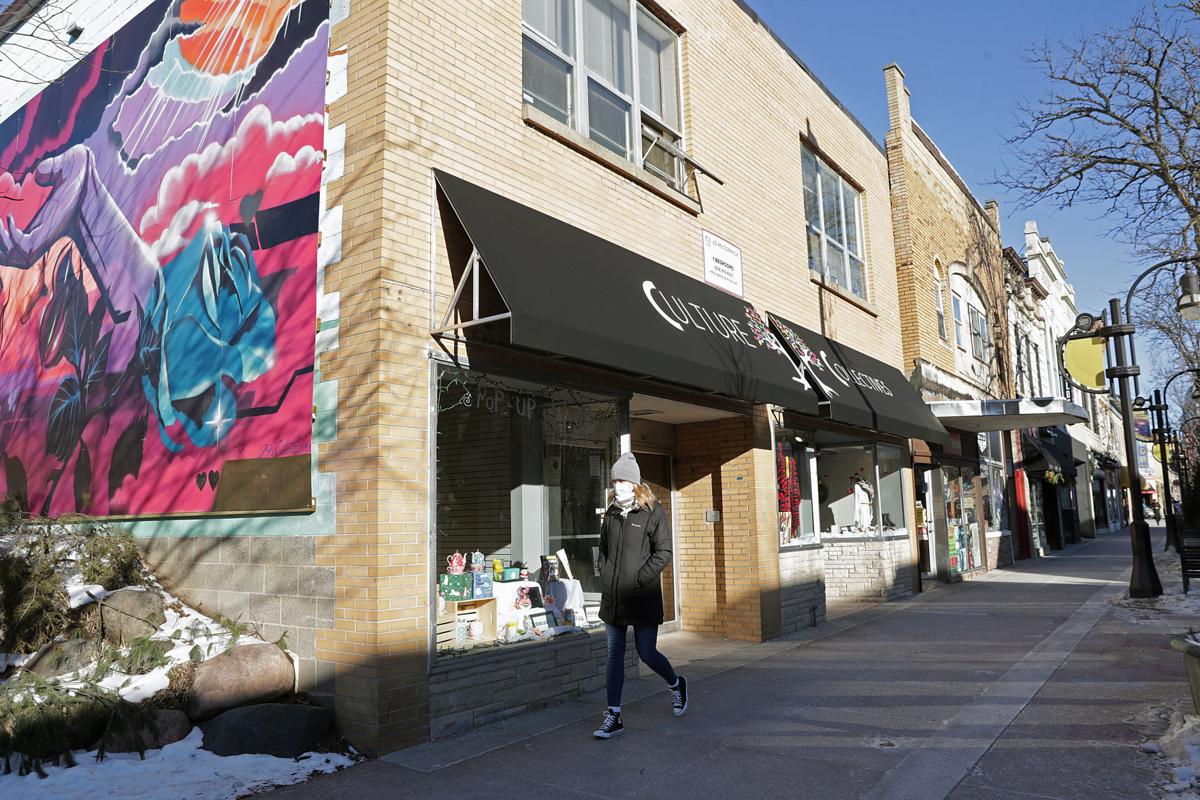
<box><xmin>598</xmin><ymin>501</ymin><xmax>671</xmax><ymax>627</ymax></box>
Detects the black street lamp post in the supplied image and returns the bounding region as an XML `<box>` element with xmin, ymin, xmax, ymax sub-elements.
<box><xmin>1147</xmin><ymin>389</ymin><xmax>1178</xmax><ymax>550</ymax></box>
<box><xmin>1151</xmin><ymin>368</ymin><xmax>1200</xmax><ymax>550</ymax></box>
<box><xmin>1104</xmin><ymin>297</ymin><xmax>1164</xmax><ymax>597</ymax></box>
<box><xmin>1097</xmin><ymin>256</ymin><xmax>1200</xmax><ymax>598</ymax></box>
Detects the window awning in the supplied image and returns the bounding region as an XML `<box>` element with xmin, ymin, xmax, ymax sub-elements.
<box><xmin>432</xmin><ymin>170</ymin><xmax>819</xmax><ymax>414</ymax></box>
<box><xmin>927</xmin><ymin>398</ymin><xmax>1088</xmax><ymax>432</ymax></box>
<box><xmin>1020</xmin><ymin>427</ymin><xmax>1083</xmax><ymax>477</ymax></box>
<box><xmin>767</xmin><ymin>313</ymin><xmax>950</xmax><ymax>445</ymax></box>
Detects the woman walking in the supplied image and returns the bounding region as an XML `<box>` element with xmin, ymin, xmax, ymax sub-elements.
<box><xmin>593</xmin><ymin>452</ymin><xmax>687</xmax><ymax>739</ymax></box>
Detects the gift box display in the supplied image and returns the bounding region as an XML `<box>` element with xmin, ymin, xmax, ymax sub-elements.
<box><xmin>471</xmin><ymin>571</ymin><xmax>493</xmax><ymax>599</ymax></box>
<box><xmin>439</xmin><ymin>573</ymin><xmax>474</xmax><ymax>601</ymax></box>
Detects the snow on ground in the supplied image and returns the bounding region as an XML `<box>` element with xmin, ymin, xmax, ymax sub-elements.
<box><xmin>64</xmin><ymin>574</ymin><xmax>110</xmax><ymax>609</ymax></box>
<box><xmin>1</xmin><ymin>565</ymin><xmax>358</xmax><ymax>798</ymax></box>
<box><xmin>0</xmin><ymin>728</ymin><xmax>354</xmax><ymax>800</ymax></box>
<box><xmin>1109</xmin><ymin>548</ymin><xmax>1200</xmax><ymax>625</ymax></box>
<box><xmin>1145</xmin><ymin>709</ymin><xmax>1200</xmax><ymax>797</ymax></box>
<box><xmin>2</xmin><ymin>583</ymin><xmax>252</xmax><ymax>702</ymax></box>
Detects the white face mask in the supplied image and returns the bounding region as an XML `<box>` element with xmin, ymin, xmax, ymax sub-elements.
<box><xmin>613</xmin><ymin>481</ymin><xmax>635</xmax><ymax>503</ymax></box>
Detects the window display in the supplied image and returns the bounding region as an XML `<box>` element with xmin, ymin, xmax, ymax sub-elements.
<box><xmin>817</xmin><ymin>444</ymin><xmax>876</xmax><ymax>535</ymax></box>
<box><xmin>434</xmin><ymin>365</ymin><xmax>622</xmax><ymax>656</ymax></box>
<box><xmin>812</xmin><ymin>442</ymin><xmax>909</xmax><ymax>538</ymax></box>
<box><xmin>775</xmin><ymin>432</ymin><xmax>816</xmax><ymax>546</ymax></box>
<box><xmin>944</xmin><ymin>465</ymin><xmax>983</xmax><ymax>573</ymax></box>
<box><xmin>979</xmin><ymin>431</ymin><xmax>1009</xmax><ymax>533</ymax></box>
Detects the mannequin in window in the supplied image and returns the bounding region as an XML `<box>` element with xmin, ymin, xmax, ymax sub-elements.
<box><xmin>852</xmin><ymin>475</ymin><xmax>875</xmax><ymax>531</ymax></box>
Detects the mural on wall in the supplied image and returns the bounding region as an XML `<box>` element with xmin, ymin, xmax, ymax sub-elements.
<box><xmin>0</xmin><ymin>0</ymin><xmax>327</xmax><ymax>517</ymax></box>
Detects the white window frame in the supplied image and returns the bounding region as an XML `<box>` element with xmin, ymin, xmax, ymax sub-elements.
<box><xmin>933</xmin><ymin>266</ymin><xmax>947</xmax><ymax>341</ymax></box>
<box><xmin>802</xmin><ymin>147</ymin><xmax>868</xmax><ymax>301</ymax></box>
<box><xmin>951</xmin><ymin>293</ymin><xmax>966</xmax><ymax>350</ymax></box>
<box><xmin>968</xmin><ymin>304</ymin><xmax>987</xmax><ymax>362</ymax></box>
<box><xmin>521</xmin><ymin>0</ymin><xmax>687</xmax><ymax>189</ymax></box>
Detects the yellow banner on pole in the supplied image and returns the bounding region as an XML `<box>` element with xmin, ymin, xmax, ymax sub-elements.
<box><xmin>1064</xmin><ymin>336</ymin><xmax>1106</xmax><ymax>390</ymax></box>
<box><xmin>1153</xmin><ymin>441</ymin><xmax>1174</xmax><ymax>463</ymax></box>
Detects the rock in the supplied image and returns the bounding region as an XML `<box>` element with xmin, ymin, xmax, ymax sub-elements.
<box><xmin>200</xmin><ymin>703</ymin><xmax>333</xmax><ymax>758</ymax></box>
<box><xmin>106</xmin><ymin>709</ymin><xmax>193</xmax><ymax>753</ymax></box>
<box><xmin>187</xmin><ymin>643</ymin><xmax>295</xmax><ymax>720</ymax></box>
<box><xmin>26</xmin><ymin>637</ymin><xmax>99</xmax><ymax>677</ymax></box>
<box><xmin>100</xmin><ymin>588</ymin><xmax>166</xmax><ymax>646</ymax></box>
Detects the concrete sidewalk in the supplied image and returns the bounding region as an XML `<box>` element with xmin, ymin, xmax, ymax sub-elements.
<box><xmin>261</xmin><ymin>531</ymin><xmax>1189</xmax><ymax>800</ymax></box>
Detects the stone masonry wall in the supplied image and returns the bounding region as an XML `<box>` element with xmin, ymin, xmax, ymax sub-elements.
<box><xmin>427</xmin><ymin>632</ymin><xmax>637</xmax><ymax>740</ymax></box>
<box><xmin>986</xmin><ymin>534</ymin><xmax>1014</xmax><ymax>570</ymax></box>
<box><xmin>823</xmin><ymin>536</ymin><xmax>915</xmax><ymax>602</ymax></box>
<box><xmin>140</xmin><ymin>536</ymin><xmax>337</xmax><ymax>704</ymax></box>
<box><xmin>779</xmin><ymin>547</ymin><xmax>827</xmax><ymax>635</ymax></box>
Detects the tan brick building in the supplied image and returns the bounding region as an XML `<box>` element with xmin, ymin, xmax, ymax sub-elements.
<box><xmin>304</xmin><ymin>0</ymin><xmax>948</xmax><ymax>750</ymax></box>
<box><xmin>0</xmin><ymin>0</ymin><xmax>959</xmax><ymax>755</ymax></box>
<box><xmin>883</xmin><ymin>64</ymin><xmax>1084</xmax><ymax>582</ymax></box>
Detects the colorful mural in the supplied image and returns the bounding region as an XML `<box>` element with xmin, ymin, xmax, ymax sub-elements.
<box><xmin>0</xmin><ymin>0</ymin><xmax>327</xmax><ymax>517</ymax></box>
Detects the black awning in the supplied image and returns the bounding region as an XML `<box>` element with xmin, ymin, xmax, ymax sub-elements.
<box><xmin>768</xmin><ymin>313</ymin><xmax>950</xmax><ymax>445</ymax></box>
<box><xmin>433</xmin><ymin>171</ymin><xmax>818</xmax><ymax>414</ymax></box>
<box><xmin>1020</xmin><ymin>427</ymin><xmax>1078</xmax><ymax>476</ymax></box>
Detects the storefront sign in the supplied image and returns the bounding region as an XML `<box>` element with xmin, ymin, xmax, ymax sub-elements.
<box><xmin>640</xmin><ymin>281</ymin><xmax>814</xmax><ymax>390</ymax></box>
<box><xmin>702</xmin><ymin>230</ymin><xmax>743</xmax><ymax>297</ymax></box>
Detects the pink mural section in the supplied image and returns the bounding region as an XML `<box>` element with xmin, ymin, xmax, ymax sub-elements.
<box><xmin>0</xmin><ymin>0</ymin><xmax>327</xmax><ymax>517</ymax></box>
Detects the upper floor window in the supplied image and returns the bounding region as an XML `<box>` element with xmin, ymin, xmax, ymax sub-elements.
<box><xmin>951</xmin><ymin>293</ymin><xmax>965</xmax><ymax>350</ymax></box>
<box><xmin>522</xmin><ymin>0</ymin><xmax>686</xmax><ymax>189</ymax></box>
<box><xmin>968</xmin><ymin>305</ymin><xmax>987</xmax><ymax>361</ymax></box>
<box><xmin>933</xmin><ymin>264</ymin><xmax>947</xmax><ymax>340</ymax></box>
<box><xmin>802</xmin><ymin>148</ymin><xmax>866</xmax><ymax>300</ymax></box>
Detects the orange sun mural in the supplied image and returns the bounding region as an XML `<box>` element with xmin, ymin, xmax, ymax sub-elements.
<box><xmin>177</xmin><ymin>0</ymin><xmax>303</xmax><ymax>75</ymax></box>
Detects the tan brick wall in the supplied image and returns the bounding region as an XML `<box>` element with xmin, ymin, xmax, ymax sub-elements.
<box><xmin>884</xmin><ymin>65</ymin><xmax>1013</xmax><ymax>399</ymax></box>
<box><xmin>672</xmin><ymin>412</ymin><xmax>778</xmax><ymax>642</ymax></box>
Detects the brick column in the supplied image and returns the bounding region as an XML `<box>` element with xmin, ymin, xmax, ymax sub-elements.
<box><xmin>673</xmin><ymin>410</ymin><xmax>779</xmax><ymax>642</ymax></box>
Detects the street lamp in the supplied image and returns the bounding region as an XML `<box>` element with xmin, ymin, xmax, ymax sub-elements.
<box><xmin>1127</xmin><ymin>257</ymin><xmax>1200</xmax><ymax>394</ymax></box>
<box><xmin>1146</xmin><ymin>368</ymin><xmax>1200</xmax><ymax>552</ymax></box>
<box><xmin>1180</xmin><ymin>272</ymin><xmax>1200</xmax><ymax>321</ymax></box>
<box><xmin>1106</xmin><ymin>255</ymin><xmax>1200</xmax><ymax>598</ymax></box>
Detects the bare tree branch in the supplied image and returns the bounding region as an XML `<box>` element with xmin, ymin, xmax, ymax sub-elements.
<box><xmin>999</xmin><ymin>3</ymin><xmax>1200</xmax><ymax>380</ymax></box>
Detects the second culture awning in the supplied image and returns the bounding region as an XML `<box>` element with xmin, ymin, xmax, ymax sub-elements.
<box><xmin>432</xmin><ymin>170</ymin><xmax>948</xmax><ymax>445</ymax></box>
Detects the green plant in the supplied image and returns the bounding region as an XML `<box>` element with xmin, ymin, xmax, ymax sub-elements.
<box><xmin>1044</xmin><ymin>469</ymin><xmax>1066</xmax><ymax>486</ymax></box>
<box><xmin>0</xmin><ymin>550</ymin><xmax>70</xmax><ymax>654</ymax></box>
<box><xmin>79</xmin><ymin>527</ymin><xmax>145</xmax><ymax>590</ymax></box>
<box><xmin>116</xmin><ymin>636</ymin><xmax>169</xmax><ymax>676</ymax></box>
<box><xmin>0</xmin><ymin>670</ymin><xmax>158</xmax><ymax>777</ymax></box>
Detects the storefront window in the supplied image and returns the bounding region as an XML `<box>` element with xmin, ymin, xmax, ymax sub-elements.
<box><xmin>944</xmin><ymin>465</ymin><xmax>983</xmax><ymax>574</ymax></box>
<box><xmin>435</xmin><ymin>365</ymin><xmax>623</xmax><ymax>656</ymax></box>
<box><xmin>776</xmin><ymin>431</ymin><xmax>817</xmax><ymax>546</ymax></box>
<box><xmin>979</xmin><ymin>431</ymin><xmax>1009</xmax><ymax>533</ymax></box>
<box><xmin>877</xmin><ymin>444</ymin><xmax>907</xmax><ymax>533</ymax></box>
<box><xmin>813</xmin><ymin>442</ymin><xmax>908</xmax><ymax>537</ymax></box>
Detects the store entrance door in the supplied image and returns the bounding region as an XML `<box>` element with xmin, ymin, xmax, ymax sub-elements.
<box><xmin>636</xmin><ymin>451</ymin><xmax>677</xmax><ymax>626</ymax></box>
<box><xmin>1043</xmin><ymin>483</ymin><xmax>1064</xmax><ymax>550</ymax></box>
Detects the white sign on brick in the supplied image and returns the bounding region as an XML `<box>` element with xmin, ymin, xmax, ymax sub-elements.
<box><xmin>702</xmin><ymin>230</ymin><xmax>743</xmax><ymax>297</ymax></box>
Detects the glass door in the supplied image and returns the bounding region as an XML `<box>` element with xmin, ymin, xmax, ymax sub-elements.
<box><xmin>1028</xmin><ymin>479</ymin><xmax>1045</xmax><ymax>552</ymax></box>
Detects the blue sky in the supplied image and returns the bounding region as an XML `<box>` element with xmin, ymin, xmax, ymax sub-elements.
<box><xmin>744</xmin><ymin>0</ymin><xmax>1173</xmax><ymax>369</ymax></box>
